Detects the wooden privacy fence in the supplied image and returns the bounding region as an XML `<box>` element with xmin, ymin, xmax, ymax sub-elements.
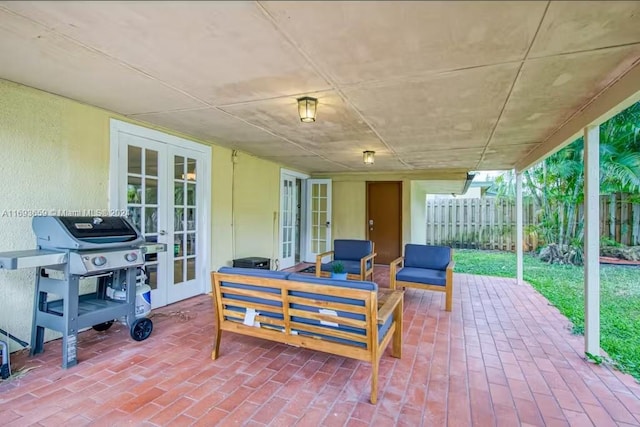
<box><xmin>426</xmin><ymin>194</ymin><xmax>640</xmax><ymax>251</ymax></box>
<box><xmin>601</xmin><ymin>193</ymin><xmax>640</xmax><ymax>246</ymax></box>
<box><xmin>426</xmin><ymin>198</ymin><xmax>534</xmax><ymax>251</ymax></box>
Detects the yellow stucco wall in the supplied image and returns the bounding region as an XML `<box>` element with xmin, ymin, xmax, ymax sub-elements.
<box><xmin>231</xmin><ymin>151</ymin><xmax>280</xmax><ymax>263</ymax></box>
<box><xmin>332</xmin><ymin>181</ymin><xmax>366</xmax><ymax>240</ymax></box>
<box><xmin>210</xmin><ymin>145</ymin><xmax>234</xmax><ymax>272</ymax></box>
<box><xmin>0</xmin><ymin>80</ymin><xmax>282</xmax><ymax>350</ymax></box>
<box><xmin>0</xmin><ymin>80</ymin><xmax>113</xmax><ymax>350</ymax></box>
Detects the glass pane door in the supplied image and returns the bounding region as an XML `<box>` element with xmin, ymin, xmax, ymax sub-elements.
<box><xmin>168</xmin><ymin>151</ymin><xmax>202</xmax><ymax>303</ymax></box>
<box><xmin>306</xmin><ymin>179</ymin><xmax>331</xmax><ymax>262</ymax></box>
<box><xmin>280</xmin><ymin>173</ymin><xmax>296</xmax><ymax>269</ymax></box>
<box><xmin>173</xmin><ymin>156</ymin><xmax>197</xmax><ymax>284</ymax></box>
<box><xmin>127</xmin><ymin>145</ymin><xmax>160</xmax><ymax>291</ymax></box>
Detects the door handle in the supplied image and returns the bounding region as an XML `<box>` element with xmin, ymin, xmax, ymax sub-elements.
<box><xmin>325</xmin><ymin>221</ymin><xmax>330</xmax><ymax>228</ymax></box>
<box><xmin>159</xmin><ymin>230</ymin><xmax>167</xmax><ymax>236</ymax></box>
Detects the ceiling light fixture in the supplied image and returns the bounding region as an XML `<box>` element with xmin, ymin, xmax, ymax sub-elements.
<box><xmin>363</xmin><ymin>150</ymin><xmax>375</xmax><ymax>165</ymax></box>
<box><xmin>297</xmin><ymin>96</ymin><xmax>317</xmax><ymax>122</ymax></box>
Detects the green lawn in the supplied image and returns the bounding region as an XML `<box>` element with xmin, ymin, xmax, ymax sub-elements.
<box><xmin>453</xmin><ymin>249</ymin><xmax>640</xmax><ymax>381</ymax></box>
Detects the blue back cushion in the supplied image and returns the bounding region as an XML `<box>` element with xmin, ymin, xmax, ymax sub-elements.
<box><xmin>404</xmin><ymin>244</ymin><xmax>451</xmax><ymax>270</ymax></box>
<box><xmin>287</xmin><ymin>273</ymin><xmax>376</xmax><ymax>319</ymax></box>
<box><xmin>216</xmin><ymin>267</ymin><xmax>289</xmax><ymax>320</ymax></box>
<box><xmin>287</xmin><ymin>273</ymin><xmax>385</xmax><ymax>347</ymax></box>
<box><xmin>218</xmin><ymin>266</ymin><xmax>289</xmax><ymax>279</ymax></box>
<box><xmin>287</xmin><ymin>273</ymin><xmax>377</xmax><ymax>292</ymax></box>
<box><xmin>334</xmin><ymin>239</ymin><xmax>373</xmax><ymax>261</ymax></box>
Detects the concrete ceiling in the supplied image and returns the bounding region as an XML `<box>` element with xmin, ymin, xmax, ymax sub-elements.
<box><xmin>1</xmin><ymin>1</ymin><xmax>639</xmax><ymax>177</ymax></box>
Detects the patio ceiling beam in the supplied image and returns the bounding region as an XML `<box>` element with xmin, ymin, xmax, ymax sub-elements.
<box><xmin>584</xmin><ymin>125</ymin><xmax>600</xmax><ymax>356</ymax></box>
<box><xmin>515</xmin><ymin>60</ymin><xmax>640</xmax><ymax>172</ymax></box>
<box><xmin>315</xmin><ymin>170</ymin><xmax>469</xmax><ymax>182</ymax></box>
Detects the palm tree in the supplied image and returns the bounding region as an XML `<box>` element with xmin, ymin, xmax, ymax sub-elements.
<box><xmin>490</xmin><ymin>102</ymin><xmax>640</xmax><ymax>254</ymax></box>
<box><xmin>599</xmin><ymin>102</ymin><xmax>640</xmax><ymax>196</ymax></box>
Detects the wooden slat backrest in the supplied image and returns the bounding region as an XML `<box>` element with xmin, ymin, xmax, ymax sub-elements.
<box><xmin>212</xmin><ymin>273</ymin><xmax>286</xmax><ymax>325</ymax></box>
<box><xmin>212</xmin><ymin>272</ymin><xmax>378</xmax><ymax>353</ymax></box>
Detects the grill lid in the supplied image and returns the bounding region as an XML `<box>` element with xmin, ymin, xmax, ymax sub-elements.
<box><xmin>58</xmin><ymin>216</ymin><xmax>137</xmax><ymax>240</ymax></box>
<box><xmin>33</xmin><ymin>216</ymin><xmax>144</xmax><ymax>250</ymax></box>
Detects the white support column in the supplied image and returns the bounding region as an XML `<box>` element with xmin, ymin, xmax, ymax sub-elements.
<box><xmin>584</xmin><ymin>125</ymin><xmax>600</xmax><ymax>356</ymax></box>
<box><xmin>516</xmin><ymin>171</ymin><xmax>524</xmax><ymax>285</ymax></box>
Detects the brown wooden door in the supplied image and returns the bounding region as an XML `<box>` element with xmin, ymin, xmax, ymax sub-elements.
<box><xmin>367</xmin><ymin>181</ymin><xmax>402</xmax><ymax>264</ymax></box>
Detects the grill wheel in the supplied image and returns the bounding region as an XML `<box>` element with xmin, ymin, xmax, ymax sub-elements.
<box><xmin>92</xmin><ymin>321</ymin><xmax>114</xmax><ymax>332</ymax></box>
<box><xmin>130</xmin><ymin>318</ymin><xmax>153</xmax><ymax>341</ymax></box>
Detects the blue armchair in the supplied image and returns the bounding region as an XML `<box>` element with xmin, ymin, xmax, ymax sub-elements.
<box><xmin>390</xmin><ymin>244</ymin><xmax>455</xmax><ymax>311</ymax></box>
<box><xmin>315</xmin><ymin>239</ymin><xmax>376</xmax><ymax>281</ymax></box>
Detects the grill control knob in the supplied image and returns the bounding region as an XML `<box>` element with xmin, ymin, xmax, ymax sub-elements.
<box><xmin>125</xmin><ymin>252</ymin><xmax>138</xmax><ymax>262</ymax></box>
<box><xmin>92</xmin><ymin>256</ymin><xmax>107</xmax><ymax>267</ymax></box>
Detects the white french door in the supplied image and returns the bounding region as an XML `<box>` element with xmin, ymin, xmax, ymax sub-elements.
<box><xmin>119</xmin><ymin>134</ymin><xmax>168</xmax><ymax>307</ymax></box>
<box><xmin>279</xmin><ymin>172</ymin><xmax>297</xmax><ymax>269</ymax></box>
<box><xmin>305</xmin><ymin>179</ymin><xmax>332</xmax><ymax>263</ymax></box>
<box><xmin>168</xmin><ymin>147</ymin><xmax>205</xmax><ymax>304</ymax></box>
<box><xmin>110</xmin><ymin>120</ymin><xmax>211</xmax><ymax>308</ymax></box>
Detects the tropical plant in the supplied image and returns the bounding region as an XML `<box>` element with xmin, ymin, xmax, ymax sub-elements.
<box><xmin>331</xmin><ymin>261</ymin><xmax>345</xmax><ymax>274</ymax></box>
<box><xmin>490</xmin><ymin>102</ymin><xmax>640</xmax><ymax>262</ymax></box>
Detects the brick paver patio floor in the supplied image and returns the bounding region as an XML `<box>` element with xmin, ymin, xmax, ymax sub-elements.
<box><xmin>1</xmin><ymin>266</ymin><xmax>639</xmax><ymax>426</ymax></box>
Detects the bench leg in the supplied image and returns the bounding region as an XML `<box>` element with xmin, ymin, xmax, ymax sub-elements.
<box><xmin>445</xmin><ymin>284</ymin><xmax>453</xmax><ymax>312</ymax></box>
<box><xmin>370</xmin><ymin>358</ymin><xmax>379</xmax><ymax>404</ymax></box>
<box><xmin>211</xmin><ymin>327</ymin><xmax>222</xmax><ymax>360</ymax></box>
<box><xmin>392</xmin><ymin>298</ymin><xmax>403</xmax><ymax>359</ymax></box>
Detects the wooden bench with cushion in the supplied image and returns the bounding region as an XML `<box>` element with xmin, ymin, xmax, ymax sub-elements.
<box><xmin>211</xmin><ymin>267</ymin><xmax>403</xmax><ymax>403</ymax></box>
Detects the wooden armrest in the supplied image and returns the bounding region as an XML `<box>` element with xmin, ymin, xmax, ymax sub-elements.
<box><xmin>316</xmin><ymin>250</ymin><xmax>334</xmax><ymax>260</ymax></box>
<box><xmin>362</xmin><ymin>252</ymin><xmax>377</xmax><ymax>263</ymax></box>
<box><xmin>315</xmin><ymin>250</ymin><xmax>334</xmax><ymax>277</ymax></box>
<box><xmin>389</xmin><ymin>256</ymin><xmax>404</xmax><ymax>268</ymax></box>
<box><xmin>377</xmin><ymin>291</ymin><xmax>403</xmax><ymax>325</ymax></box>
<box><xmin>389</xmin><ymin>256</ymin><xmax>404</xmax><ymax>289</ymax></box>
<box><xmin>446</xmin><ymin>260</ymin><xmax>455</xmax><ymax>271</ymax></box>
<box><xmin>389</xmin><ymin>256</ymin><xmax>403</xmax><ymax>275</ymax></box>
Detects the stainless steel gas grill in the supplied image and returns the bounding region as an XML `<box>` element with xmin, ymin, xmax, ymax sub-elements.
<box><xmin>0</xmin><ymin>216</ymin><xmax>164</xmax><ymax>368</ymax></box>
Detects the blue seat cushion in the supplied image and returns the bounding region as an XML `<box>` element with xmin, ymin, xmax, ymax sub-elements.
<box><xmin>333</xmin><ymin>239</ymin><xmax>373</xmax><ymax>262</ymax></box>
<box><xmin>320</xmin><ymin>260</ymin><xmax>370</xmax><ymax>275</ymax></box>
<box><xmin>404</xmin><ymin>244</ymin><xmax>451</xmax><ymax>270</ymax></box>
<box><xmin>396</xmin><ymin>267</ymin><xmax>446</xmax><ymax>287</ymax></box>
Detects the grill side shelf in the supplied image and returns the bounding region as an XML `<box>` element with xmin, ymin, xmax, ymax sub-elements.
<box><xmin>0</xmin><ymin>250</ymin><xmax>67</xmax><ymax>270</ymax></box>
